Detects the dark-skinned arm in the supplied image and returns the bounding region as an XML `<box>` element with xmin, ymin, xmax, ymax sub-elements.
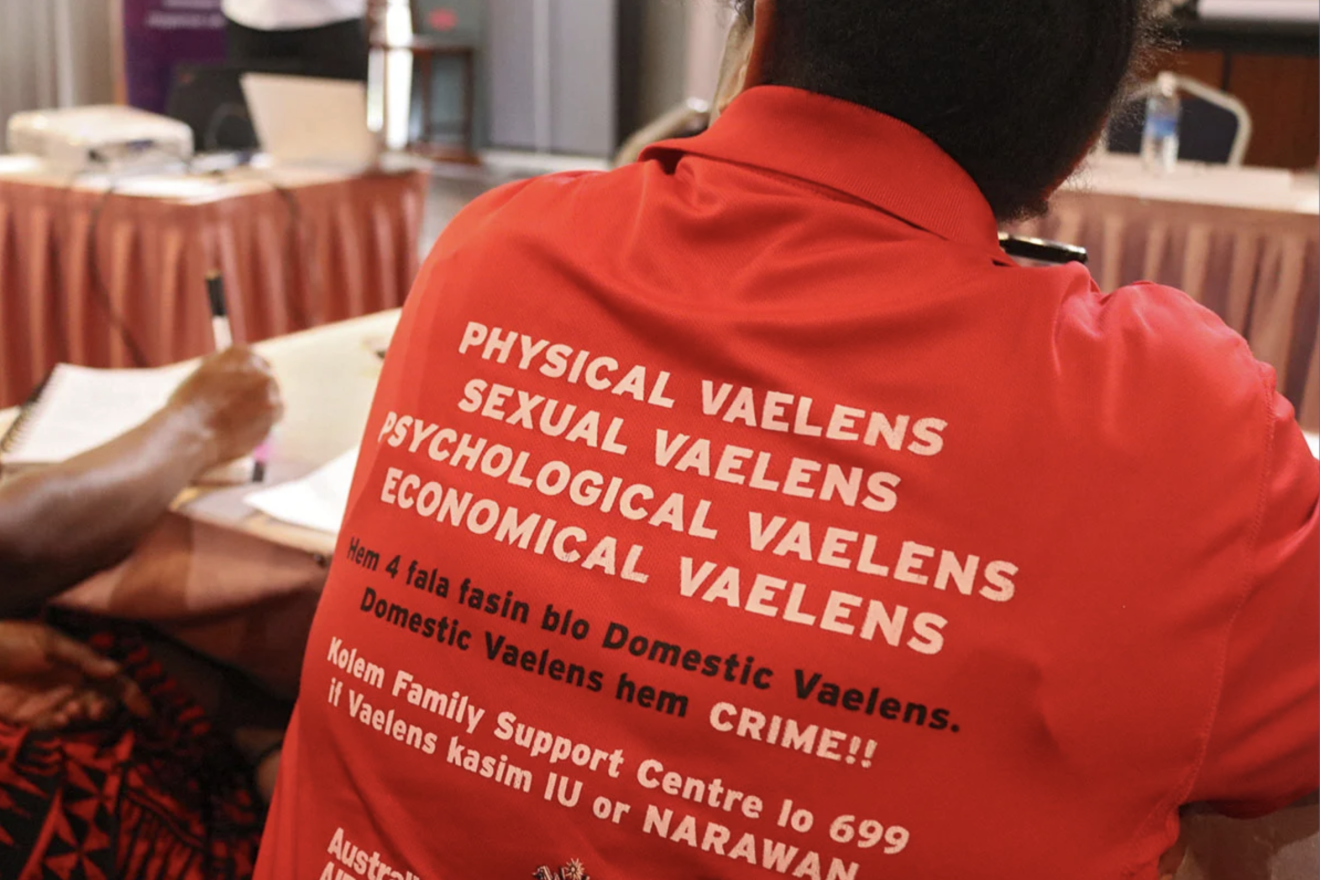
<box><xmin>0</xmin><ymin>347</ymin><xmax>281</xmax><ymax>616</ymax></box>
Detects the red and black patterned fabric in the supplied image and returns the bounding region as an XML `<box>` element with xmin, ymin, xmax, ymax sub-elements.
<box><xmin>0</xmin><ymin>613</ymin><xmax>264</xmax><ymax>879</ymax></box>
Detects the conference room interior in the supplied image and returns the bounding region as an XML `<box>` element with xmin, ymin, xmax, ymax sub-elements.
<box><xmin>0</xmin><ymin>1</ymin><xmax>1316</xmax><ymax>879</ymax></box>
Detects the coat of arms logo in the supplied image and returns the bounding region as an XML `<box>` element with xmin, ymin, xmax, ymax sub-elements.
<box><xmin>533</xmin><ymin>859</ymin><xmax>589</xmax><ymax>880</ymax></box>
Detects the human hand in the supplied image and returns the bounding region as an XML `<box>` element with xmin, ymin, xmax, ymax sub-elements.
<box><xmin>169</xmin><ymin>346</ymin><xmax>283</xmax><ymax>467</ymax></box>
<box><xmin>234</xmin><ymin>726</ymin><xmax>285</xmax><ymax>803</ymax></box>
<box><xmin>0</xmin><ymin>620</ymin><xmax>151</xmax><ymax>730</ymax></box>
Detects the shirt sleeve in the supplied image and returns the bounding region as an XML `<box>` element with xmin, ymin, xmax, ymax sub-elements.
<box><xmin>1188</xmin><ymin>370</ymin><xmax>1319</xmax><ymax>817</ymax></box>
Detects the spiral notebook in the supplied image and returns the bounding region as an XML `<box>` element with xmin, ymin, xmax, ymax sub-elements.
<box><xmin>0</xmin><ymin>363</ymin><xmax>253</xmax><ymax>484</ymax></box>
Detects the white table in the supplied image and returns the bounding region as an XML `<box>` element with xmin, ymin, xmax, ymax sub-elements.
<box><xmin>1072</xmin><ymin>152</ymin><xmax>1320</xmax><ymax>215</ymax></box>
<box><xmin>1</xmin><ymin>309</ymin><xmax>1314</xmax><ymax>557</ymax></box>
<box><xmin>0</xmin><ymin>309</ymin><xmax>399</xmax><ymax>556</ymax></box>
<box><xmin>0</xmin><ymin>153</ymin><xmax>431</xmax><ymax>205</ymax></box>
<box><xmin>177</xmin><ymin>309</ymin><xmax>401</xmax><ymax>556</ymax></box>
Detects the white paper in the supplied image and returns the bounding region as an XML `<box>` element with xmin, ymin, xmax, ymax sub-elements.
<box><xmin>245</xmin><ymin>448</ymin><xmax>359</xmax><ymax>534</ymax></box>
<box><xmin>1305</xmin><ymin>431</ymin><xmax>1319</xmax><ymax>460</ymax></box>
<box><xmin>3</xmin><ymin>361</ymin><xmax>254</xmax><ymax>484</ymax></box>
<box><xmin>0</xmin><ymin>155</ymin><xmax>45</xmax><ymax>177</ymax></box>
<box><xmin>5</xmin><ymin>362</ymin><xmax>195</xmax><ymax>464</ymax></box>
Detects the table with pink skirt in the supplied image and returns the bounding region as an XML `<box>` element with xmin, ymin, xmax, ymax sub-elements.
<box><xmin>0</xmin><ymin>155</ymin><xmax>430</xmax><ymax>409</ymax></box>
<box><xmin>1011</xmin><ymin>154</ymin><xmax>1319</xmax><ymax>430</ymax></box>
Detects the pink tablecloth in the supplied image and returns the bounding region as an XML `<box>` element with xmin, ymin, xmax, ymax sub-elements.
<box><xmin>0</xmin><ymin>168</ymin><xmax>429</xmax><ymax>409</ymax></box>
<box><xmin>1012</xmin><ymin>190</ymin><xmax>1319</xmax><ymax>430</ymax></box>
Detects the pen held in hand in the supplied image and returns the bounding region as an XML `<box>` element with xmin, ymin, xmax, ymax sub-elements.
<box><xmin>252</xmin><ymin>439</ymin><xmax>270</xmax><ymax>483</ymax></box>
<box><xmin>205</xmin><ymin>270</ymin><xmax>271</xmax><ymax>483</ymax></box>
<box><xmin>206</xmin><ymin>271</ymin><xmax>233</xmax><ymax>350</ymax></box>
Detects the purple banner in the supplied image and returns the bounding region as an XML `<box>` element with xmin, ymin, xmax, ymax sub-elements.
<box><xmin>123</xmin><ymin>0</ymin><xmax>227</xmax><ymax>114</ymax></box>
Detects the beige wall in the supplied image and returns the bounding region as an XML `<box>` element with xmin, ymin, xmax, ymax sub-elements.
<box><xmin>68</xmin><ymin>1</ymin><xmax>116</xmax><ymax>107</ymax></box>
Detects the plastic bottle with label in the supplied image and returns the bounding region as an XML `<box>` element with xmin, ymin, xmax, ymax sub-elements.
<box><xmin>1141</xmin><ymin>72</ymin><xmax>1181</xmax><ymax>173</ymax></box>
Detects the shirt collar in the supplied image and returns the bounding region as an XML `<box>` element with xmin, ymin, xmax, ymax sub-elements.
<box><xmin>642</xmin><ymin>85</ymin><xmax>1009</xmax><ymax>262</ymax></box>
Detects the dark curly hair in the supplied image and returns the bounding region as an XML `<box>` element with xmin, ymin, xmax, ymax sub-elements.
<box><xmin>731</xmin><ymin>0</ymin><xmax>1157</xmax><ymax>220</ymax></box>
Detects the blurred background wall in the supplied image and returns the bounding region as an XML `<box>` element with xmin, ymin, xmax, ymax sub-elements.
<box><xmin>0</xmin><ymin>0</ymin><xmax>115</xmax><ymax>126</ymax></box>
<box><xmin>0</xmin><ymin>0</ymin><xmax>1312</xmax><ymax>166</ymax></box>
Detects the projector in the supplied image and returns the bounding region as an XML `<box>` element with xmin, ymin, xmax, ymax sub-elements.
<box><xmin>7</xmin><ymin>105</ymin><xmax>194</xmax><ymax>173</ymax></box>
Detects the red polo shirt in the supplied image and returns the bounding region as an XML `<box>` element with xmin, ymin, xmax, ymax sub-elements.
<box><xmin>255</xmin><ymin>87</ymin><xmax>1318</xmax><ymax>880</ymax></box>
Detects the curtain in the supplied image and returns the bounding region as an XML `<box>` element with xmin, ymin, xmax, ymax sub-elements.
<box><xmin>0</xmin><ymin>0</ymin><xmax>114</xmax><ymax>130</ymax></box>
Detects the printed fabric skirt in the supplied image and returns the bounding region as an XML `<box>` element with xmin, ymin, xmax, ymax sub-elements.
<box><xmin>0</xmin><ymin>611</ymin><xmax>265</xmax><ymax>880</ymax></box>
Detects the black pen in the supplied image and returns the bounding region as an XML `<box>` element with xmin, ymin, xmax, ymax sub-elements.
<box><xmin>206</xmin><ymin>270</ymin><xmax>269</xmax><ymax>482</ymax></box>
<box><xmin>206</xmin><ymin>271</ymin><xmax>233</xmax><ymax>349</ymax></box>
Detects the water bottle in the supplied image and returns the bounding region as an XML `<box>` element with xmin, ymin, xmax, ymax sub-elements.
<box><xmin>1141</xmin><ymin>72</ymin><xmax>1181</xmax><ymax>173</ymax></box>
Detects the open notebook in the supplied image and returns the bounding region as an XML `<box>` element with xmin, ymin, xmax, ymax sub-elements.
<box><xmin>0</xmin><ymin>363</ymin><xmax>253</xmax><ymax>484</ymax></box>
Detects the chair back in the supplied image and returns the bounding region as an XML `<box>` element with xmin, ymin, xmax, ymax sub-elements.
<box><xmin>1104</xmin><ymin>73</ymin><xmax>1253</xmax><ymax>166</ymax></box>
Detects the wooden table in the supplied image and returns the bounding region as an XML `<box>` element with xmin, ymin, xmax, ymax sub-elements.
<box><xmin>0</xmin><ymin>154</ymin><xmax>429</xmax><ymax>410</ymax></box>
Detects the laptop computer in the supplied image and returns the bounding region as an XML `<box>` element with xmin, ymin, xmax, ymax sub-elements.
<box><xmin>241</xmin><ymin>73</ymin><xmax>380</xmax><ymax>169</ymax></box>
<box><xmin>167</xmin><ymin>61</ymin><xmax>303</xmax><ymax>153</ymax></box>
